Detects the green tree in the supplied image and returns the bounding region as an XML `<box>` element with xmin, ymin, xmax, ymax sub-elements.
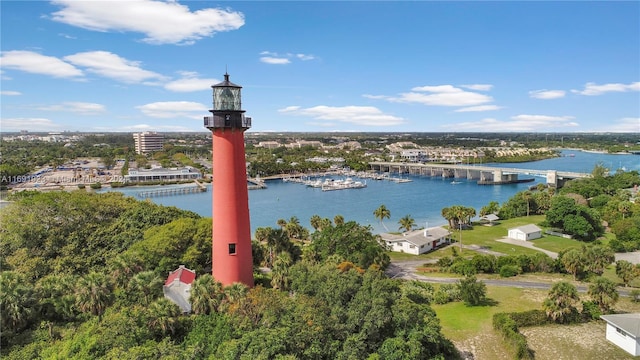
<box><xmin>333</xmin><ymin>214</ymin><xmax>345</xmax><ymax>226</ymax></box>
<box><xmin>398</xmin><ymin>215</ymin><xmax>416</xmax><ymax>233</ymax></box>
<box><xmin>309</xmin><ymin>221</ymin><xmax>390</xmax><ymax>269</ymax></box>
<box><xmin>75</xmin><ymin>272</ymin><xmax>112</xmax><ymax>320</ymax></box>
<box><xmin>479</xmin><ymin>201</ymin><xmax>500</xmax><ymax>217</ymax></box>
<box><xmin>271</xmin><ymin>252</ymin><xmax>293</xmax><ymax>290</ymax></box>
<box><xmin>147</xmin><ymin>298</ymin><xmax>182</xmax><ymax>338</ymax></box>
<box><xmin>0</xmin><ymin>271</ymin><xmax>36</xmax><ymax>332</ymax></box>
<box><xmin>373</xmin><ymin>204</ymin><xmax>391</xmax><ymax>231</ymax></box>
<box><xmin>615</xmin><ymin>260</ymin><xmax>638</xmax><ymax>286</ymax></box>
<box><xmin>588</xmin><ymin>277</ymin><xmax>619</xmax><ymax>313</ymax></box>
<box><xmin>458</xmin><ymin>275</ymin><xmax>487</xmax><ymax>306</ymax></box>
<box><xmin>127</xmin><ymin>271</ymin><xmax>163</xmax><ymax>306</ymax></box>
<box><xmin>189</xmin><ymin>274</ymin><xmax>224</xmax><ymax>315</ymax></box>
<box><xmin>543</xmin><ymin>281</ymin><xmax>580</xmax><ymax>323</ymax></box>
<box><xmin>560</xmin><ymin>249</ymin><xmax>584</xmax><ymax>280</ymax></box>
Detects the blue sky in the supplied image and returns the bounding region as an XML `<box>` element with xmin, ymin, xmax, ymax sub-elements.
<box><xmin>1</xmin><ymin>1</ymin><xmax>638</xmax><ymax>133</ymax></box>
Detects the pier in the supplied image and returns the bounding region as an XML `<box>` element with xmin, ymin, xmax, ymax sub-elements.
<box><xmin>369</xmin><ymin>162</ymin><xmax>591</xmax><ymax>187</ymax></box>
<box><xmin>137</xmin><ymin>184</ymin><xmax>207</xmax><ymax>198</ymax></box>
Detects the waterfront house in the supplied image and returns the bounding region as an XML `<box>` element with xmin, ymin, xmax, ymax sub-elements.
<box><xmin>163</xmin><ymin>265</ymin><xmax>196</xmax><ymax>314</ymax></box>
<box><xmin>382</xmin><ymin>227</ymin><xmax>451</xmax><ymax>255</ymax></box>
<box><xmin>507</xmin><ymin>224</ymin><xmax>542</xmax><ymax>241</ymax></box>
<box><xmin>601</xmin><ymin>313</ymin><xmax>640</xmax><ymax>356</ymax></box>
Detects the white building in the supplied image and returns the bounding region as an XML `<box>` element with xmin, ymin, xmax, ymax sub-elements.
<box><xmin>507</xmin><ymin>224</ymin><xmax>542</xmax><ymax>241</ymax></box>
<box><xmin>125</xmin><ymin>166</ymin><xmax>201</xmax><ymax>182</ymax></box>
<box><xmin>163</xmin><ymin>265</ymin><xmax>196</xmax><ymax>313</ymax></box>
<box><xmin>601</xmin><ymin>314</ymin><xmax>640</xmax><ymax>356</ymax></box>
<box><xmin>133</xmin><ymin>131</ymin><xmax>164</xmax><ymax>154</ymax></box>
<box><xmin>382</xmin><ymin>227</ymin><xmax>451</xmax><ymax>255</ymax></box>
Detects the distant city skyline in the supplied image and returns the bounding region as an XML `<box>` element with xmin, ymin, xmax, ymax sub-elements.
<box><xmin>1</xmin><ymin>1</ymin><xmax>638</xmax><ymax>133</ymax></box>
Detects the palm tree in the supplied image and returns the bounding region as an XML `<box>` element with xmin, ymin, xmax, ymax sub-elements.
<box><xmin>189</xmin><ymin>274</ymin><xmax>224</xmax><ymax>315</ymax></box>
<box><xmin>543</xmin><ymin>281</ymin><xmax>580</xmax><ymax>323</ymax></box>
<box><xmin>310</xmin><ymin>214</ymin><xmax>323</xmax><ymax>230</ymax></box>
<box><xmin>271</xmin><ymin>252</ymin><xmax>293</xmax><ymax>290</ymax></box>
<box><xmin>128</xmin><ymin>271</ymin><xmax>163</xmax><ymax>305</ymax></box>
<box><xmin>0</xmin><ymin>271</ymin><xmax>36</xmax><ymax>332</ymax></box>
<box><xmin>398</xmin><ymin>215</ymin><xmax>416</xmax><ymax>233</ymax></box>
<box><xmin>109</xmin><ymin>253</ymin><xmax>144</xmax><ymax>289</ymax></box>
<box><xmin>276</xmin><ymin>218</ymin><xmax>287</xmax><ymax>229</ymax></box>
<box><xmin>373</xmin><ymin>204</ymin><xmax>391</xmax><ymax>231</ymax></box>
<box><xmin>441</xmin><ymin>207</ymin><xmax>455</xmax><ymax>229</ymax></box>
<box><xmin>333</xmin><ymin>214</ymin><xmax>345</xmax><ymax>226</ymax></box>
<box><xmin>147</xmin><ymin>298</ymin><xmax>181</xmax><ymax>337</ymax></box>
<box><xmin>221</xmin><ymin>282</ymin><xmax>249</xmax><ymax>312</ymax></box>
<box><xmin>521</xmin><ymin>191</ymin><xmax>532</xmax><ymax>217</ymax></box>
<box><xmin>75</xmin><ymin>272</ymin><xmax>112</xmax><ymax>320</ymax></box>
<box><xmin>588</xmin><ymin>277</ymin><xmax>619</xmax><ymax>313</ymax></box>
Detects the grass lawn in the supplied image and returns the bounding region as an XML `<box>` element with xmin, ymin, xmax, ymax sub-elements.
<box><xmin>529</xmin><ymin>235</ymin><xmax>582</xmax><ymax>253</ymax></box>
<box><xmin>433</xmin><ymin>284</ymin><xmax>640</xmax><ymax>359</ymax></box>
<box><xmin>452</xmin><ymin>215</ymin><xmax>546</xmax><ymax>256</ymax></box>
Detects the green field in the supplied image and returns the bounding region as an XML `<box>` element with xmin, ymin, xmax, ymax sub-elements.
<box><xmin>433</xmin><ymin>285</ymin><xmax>640</xmax><ymax>359</ymax></box>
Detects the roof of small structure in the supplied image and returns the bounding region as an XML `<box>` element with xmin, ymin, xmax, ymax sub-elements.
<box><xmin>508</xmin><ymin>224</ymin><xmax>542</xmax><ymax>234</ymax></box>
<box><xmin>481</xmin><ymin>214</ymin><xmax>500</xmax><ymax>222</ymax></box>
<box><xmin>601</xmin><ymin>314</ymin><xmax>640</xmax><ymax>337</ymax></box>
<box><xmin>164</xmin><ymin>265</ymin><xmax>196</xmax><ymax>286</ymax></box>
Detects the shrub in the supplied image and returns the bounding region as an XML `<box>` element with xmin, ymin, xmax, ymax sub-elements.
<box><xmin>631</xmin><ymin>289</ymin><xmax>640</xmax><ymax>303</ymax></box>
<box><xmin>508</xmin><ymin>310</ymin><xmax>550</xmax><ymax>327</ymax></box>
<box><xmin>499</xmin><ymin>265</ymin><xmax>521</xmax><ymax>278</ymax></box>
<box><xmin>77</xmin><ymin>184</ymin><xmax>86</xmax><ymax>189</ymax></box>
<box><xmin>492</xmin><ymin>313</ymin><xmax>533</xmax><ymax>360</ymax></box>
<box><xmin>90</xmin><ymin>182</ymin><xmax>102</xmax><ymax>189</ymax></box>
<box><xmin>581</xmin><ymin>300</ymin><xmax>602</xmax><ymax>321</ymax></box>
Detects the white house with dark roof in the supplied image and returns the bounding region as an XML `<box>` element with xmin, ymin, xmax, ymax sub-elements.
<box><xmin>601</xmin><ymin>313</ymin><xmax>640</xmax><ymax>356</ymax></box>
<box><xmin>507</xmin><ymin>224</ymin><xmax>542</xmax><ymax>241</ymax></box>
<box><xmin>381</xmin><ymin>227</ymin><xmax>451</xmax><ymax>255</ymax></box>
<box><xmin>163</xmin><ymin>265</ymin><xmax>196</xmax><ymax>313</ymax></box>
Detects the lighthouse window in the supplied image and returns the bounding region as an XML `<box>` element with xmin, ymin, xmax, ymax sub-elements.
<box><xmin>228</xmin><ymin>243</ymin><xmax>237</xmax><ymax>255</ymax></box>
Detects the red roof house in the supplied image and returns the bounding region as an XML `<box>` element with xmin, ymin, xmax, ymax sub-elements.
<box><xmin>163</xmin><ymin>265</ymin><xmax>196</xmax><ymax>313</ymax></box>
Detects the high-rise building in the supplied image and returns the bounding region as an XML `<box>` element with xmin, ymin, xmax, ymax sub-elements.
<box><xmin>204</xmin><ymin>73</ymin><xmax>254</xmax><ymax>287</ymax></box>
<box><xmin>133</xmin><ymin>131</ymin><xmax>164</xmax><ymax>154</ymax></box>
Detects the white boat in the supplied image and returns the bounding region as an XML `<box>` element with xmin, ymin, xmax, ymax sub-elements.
<box><xmin>451</xmin><ymin>181</ymin><xmax>462</xmax><ymax>185</ymax></box>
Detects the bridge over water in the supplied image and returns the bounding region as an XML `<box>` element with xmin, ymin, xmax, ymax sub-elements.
<box><xmin>369</xmin><ymin>162</ymin><xmax>591</xmax><ymax>187</ymax></box>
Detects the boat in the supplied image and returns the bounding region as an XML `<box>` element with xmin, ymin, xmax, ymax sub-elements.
<box><xmin>451</xmin><ymin>181</ymin><xmax>462</xmax><ymax>185</ymax></box>
<box><xmin>321</xmin><ymin>178</ymin><xmax>367</xmax><ymax>191</ymax></box>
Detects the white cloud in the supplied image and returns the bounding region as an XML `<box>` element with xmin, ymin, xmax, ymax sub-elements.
<box><xmin>260</xmin><ymin>57</ymin><xmax>291</xmax><ymax>65</ymax></box>
<box><xmin>0</xmin><ymin>50</ymin><xmax>83</xmax><ymax>78</ymax></box>
<box><xmin>120</xmin><ymin>124</ymin><xmax>199</xmax><ymax>132</ymax></box>
<box><xmin>278</xmin><ymin>105</ymin><xmax>405</xmax><ymax>126</ymax></box>
<box><xmin>454</xmin><ymin>105</ymin><xmax>502</xmax><ymax>112</ymax></box>
<box><xmin>444</xmin><ymin>114</ymin><xmax>578</xmax><ymax>132</ymax></box>
<box><xmin>572</xmin><ymin>81</ymin><xmax>640</xmax><ymax>96</ymax></box>
<box><xmin>37</xmin><ymin>102</ymin><xmax>106</xmax><ymax>115</ymax></box>
<box><xmin>593</xmin><ymin>117</ymin><xmax>640</xmax><ymax>133</ymax></box>
<box><xmin>259</xmin><ymin>51</ymin><xmax>315</xmax><ymax>65</ymax></box>
<box><xmin>0</xmin><ymin>117</ymin><xmax>63</xmax><ymax>131</ymax></box>
<box><xmin>1</xmin><ymin>91</ymin><xmax>22</xmax><ymax>96</ymax></box>
<box><xmin>460</xmin><ymin>84</ymin><xmax>493</xmax><ymax>91</ymax></box>
<box><xmin>50</xmin><ymin>0</ymin><xmax>244</xmax><ymax>45</ymax></box>
<box><xmin>362</xmin><ymin>94</ymin><xmax>388</xmax><ymax>100</ymax></box>
<box><xmin>390</xmin><ymin>85</ymin><xmax>493</xmax><ymax>107</ymax></box>
<box><xmin>296</xmin><ymin>53</ymin><xmax>315</xmax><ymax>61</ymax></box>
<box><xmin>529</xmin><ymin>89</ymin><xmax>566</xmax><ymax>99</ymax></box>
<box><xmin>136</xmin><ymin>101</ymin><xmax>208</xmax><ymax>119</ymax></box>
<box><xmin>164</xmin><ymin>72</ymin><xmax>219</xmax><ymax>92</ymax></box>
<box><xmin>64</xmin><ymin>51</ymin><xmax>166</xmax><ymax>84</ymax></box>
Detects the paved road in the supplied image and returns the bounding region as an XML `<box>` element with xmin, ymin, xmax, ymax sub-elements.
<box><xmin>386</xmin><ymin>259</ymin><xmax>633</xmax><ymax>296</ymax></box>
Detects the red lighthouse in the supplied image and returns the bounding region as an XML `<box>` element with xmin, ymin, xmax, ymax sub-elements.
<box><xmin>204</xmin><ymin>73</ymin><xmax>254</xmax><ymax>287</ymax></box>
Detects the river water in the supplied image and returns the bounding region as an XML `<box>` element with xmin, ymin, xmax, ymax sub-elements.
<box><xmin>104</xmin><ymin>150</ymin><xmax>639</xmax><ymax>234</ymax></box>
